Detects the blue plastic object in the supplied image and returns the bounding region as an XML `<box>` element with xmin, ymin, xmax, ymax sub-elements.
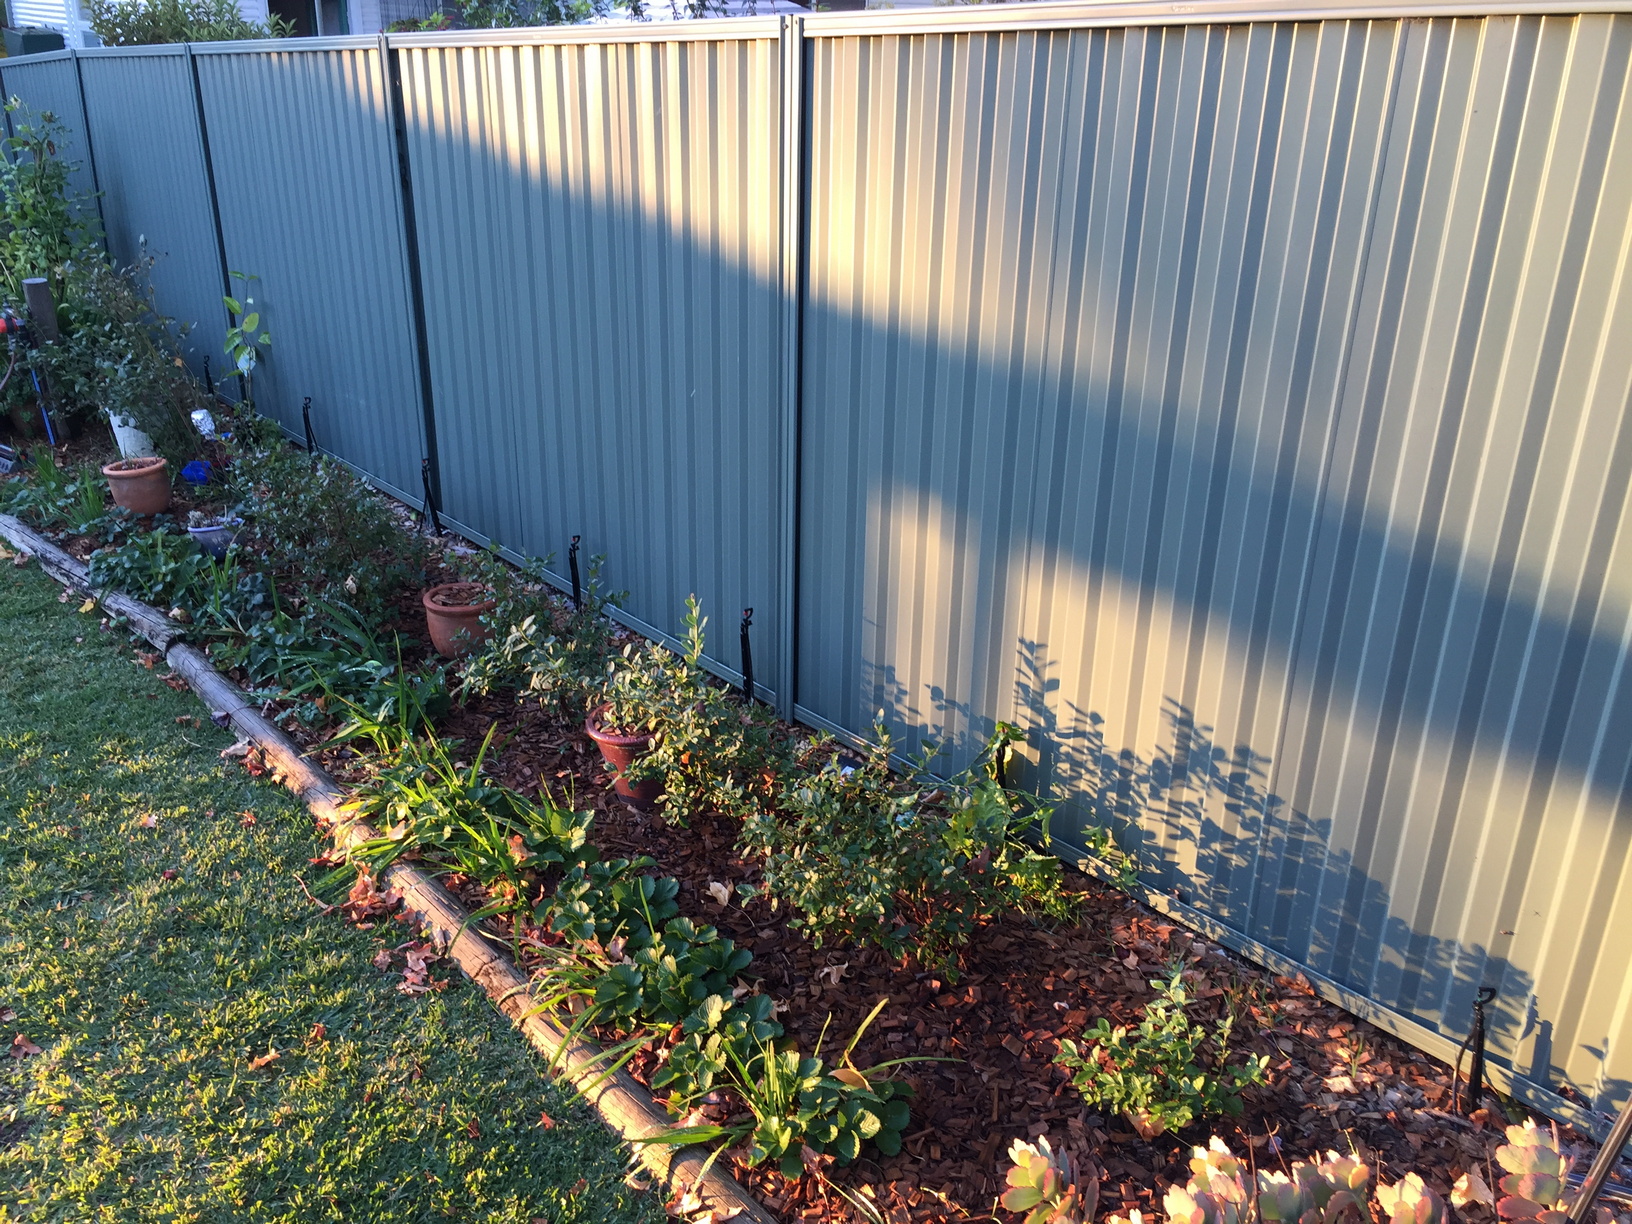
<box><xmin>180</xmin><ymin>460</ymin><xmax>212</xmax><ymax>486</ymax></box>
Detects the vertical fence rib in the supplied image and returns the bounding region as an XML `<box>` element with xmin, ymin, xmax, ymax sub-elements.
<box><xmin>776</xmin><ymin>15</ymin><xmax>806</xmax><ymax>720</ymax></box>
<box><xmin>380</xmin><ymin>33</ymin><xmax>441</xmax><ymax>510</ymax></box>
<box><xmin>186</xmin><ymin>44</ymin><xmax>236</xmax><ymax>333</ymax></box>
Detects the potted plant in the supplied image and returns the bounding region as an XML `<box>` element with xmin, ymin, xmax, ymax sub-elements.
<box><xmin>422</xmin><ymin>581</ymin><xmax>496</xmax><ymax>658</ymax></box>
<box><xmin>101</xmin><ymin>455</ymin><xmax>170</xmax><ymax>516</ymax></box>
<box><xmin>186</xmin><ymin>509</ymin><xmax>240</xmax><ymax>560</ymax></box>
<box><xmin>585</xmin><ymin>693</ymin><xmax>664</xmax><ymax>811</ymax></box>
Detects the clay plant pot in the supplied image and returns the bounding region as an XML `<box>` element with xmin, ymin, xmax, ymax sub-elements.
<box><xmin>585</xmin><ymin>706</ymin><xmax>664</xmax><ymax>810</ymax></box>
<box><xmin>421</xmin><ymin>582</ymin><xmax>497</xmax><ymax>658</ymax></box>
<box><xmin>102</xmin><ymin>456</ymin><xmax>171</xmax><ymax>517</ymax></box>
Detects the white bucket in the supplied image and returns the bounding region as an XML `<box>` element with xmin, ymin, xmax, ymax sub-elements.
<box><xmin>107</xmin><ymin>412</ymin><xmax>156</xmax><ymax>459</ymax></box>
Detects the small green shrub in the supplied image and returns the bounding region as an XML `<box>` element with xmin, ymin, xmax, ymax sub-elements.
<box><xmin>595</xmin><ymin>596</ymin><xmax>787</xmax><ymax>824</ymax></box>
<box><xmin>230</xmin><ymin>446</ymin><xmax>426</xmax><ymax>624</ymax></box>
<box><xmin>741</xmin><ymin>723</ymin><xmax>1073</xmax><ymax>971</ymax></box>
<box><xmin>1054</xmin><ymin>966</ymin><xmax>1269</xmax><ymax>1138</ymax></box>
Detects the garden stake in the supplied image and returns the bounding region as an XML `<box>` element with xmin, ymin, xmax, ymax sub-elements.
<box><xmin>1567</xmin><ymin>1093</ymin><xmax>1632</xmax><ymax>1222</ymax></box>
<box><xmin>302</xmin><ymin>396</ymin><xmax>317</xmax><ymax>457</ymax></box>
<box><xmin>739</xmin><ymin>607</ymin><xmax>754</xmax><ymax>703</ymax></box>
<box><xmin>418</xmin><ymin>457</ymin><xmax>442</xmax><ymax>535</ymax></box>
<box><xmin>1452</xmin><ymin>985</ymin><xmax>1498</xmax><ymax>1115</ymax></box>
<box><xmin>569</xmin><ymin>535</ymin><xmax>582</xmax><ymax>610</ymax></box>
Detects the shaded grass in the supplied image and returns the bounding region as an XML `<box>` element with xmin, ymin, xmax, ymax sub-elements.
<box><xmin>0</xmin><ymin>561</ymin><xmax>663</xmax><ymax>1224</ymax></box>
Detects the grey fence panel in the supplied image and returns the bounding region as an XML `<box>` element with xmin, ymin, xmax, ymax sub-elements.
<box><xmin>1269</xmin><ymin>12</ymin><xmax>1632</xmax><ymax>1114</ymax></box>
<box><xmin>796</xmin><ymin>12</ymin><xmax>1632</xmax><ymax>1122</ymax></box>
<box><xmin>395</xmin><ymin>29</ymin><xmax>786</xmax><ymax>692</ymax></box>
<box><xmin>193</xmin><ymin>42</ymin><xmax>426</xmax><ymax>501</ymax></box>
<box><xmin>0</xmin><ymin>52</ymin><xmax>99</xmax><ymax>218</ymax></box>
<box><xmin>76</xmin><ymin>49</ymin><xmax>226</xmax><ymax>378</ymax></box>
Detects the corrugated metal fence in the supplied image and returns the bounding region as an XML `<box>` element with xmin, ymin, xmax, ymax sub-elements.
<box><xmin>4</xmin><ymin>0</ymin><xmax>1629</xmax><ymax>1134</ymax></box>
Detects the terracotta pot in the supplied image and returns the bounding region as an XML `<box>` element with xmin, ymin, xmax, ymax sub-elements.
<box><xmin>585</xmin><ymin>707</ymin><xmax>663</xmax><ymax>810</ymax></box>
<box><xmin>421</xmin><ymin>582</ymin><xmax>496</xmax><ymax>658</ymax></box>
<box><xmin>102</xmin><ymin>456</ymin><xmax>171</xmax><ymax>516</ymax></box>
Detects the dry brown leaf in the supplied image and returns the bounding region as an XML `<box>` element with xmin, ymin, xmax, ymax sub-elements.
<box><xmin>239</xmin><ymin>811</ymin><xmax>257</xmax><ymax>828</ymax></box>
<box><xmin>372</xmin><ymin>948</ymin><xmax>393</xmax><ymax>971</ymax></box>
<box><xmin>137</xmin><ymin>813</ymin><xmax>158</xmax><ymax>830</ymax></box>
<box><xmin>248</xmin><ymin>1049</ymin><xmax>280</xmax><ymax>1070</ymax></box>
<box><xmin>538</xmin><ymin>1111</ymin><xmax>557</xmax><ymax>1129</ymax></box>
<box><xmin>306</xmin><ymin>1023</ymin><xmax>327</xmax><ymax>1044</ymax></box>
<box><xmin>0</xmin><ymin>1007</ymin><xmax>15</xmax><ymax>1023</ymax></box>
<box><xmin>77</xmin><ymin>597</ymin><xmax>96</xmax><ymax>614</ymax></box>
<box><xmin>706</xmin><ymin>880</ymin><xmax>731</xmax><ymax>907</ymax></box>
<box><xmin>9</xmin><ymin>1033</ymin><xmax>42</xmax><ymax>1058</ymax></box>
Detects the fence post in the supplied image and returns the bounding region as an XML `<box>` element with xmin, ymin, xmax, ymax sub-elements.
<box><xmin>379</xmin><ymin>32</ymin><xmax>442</xmax><ymax>517</ymax></box>
<box><xmin>776</xmin><ymin>14</ymin><xmax>806</xmax><ymax>723</ymax></box>
<box><xmin>185</xmin><ymin>42</ymin><xmax>236</xmax><ymax>374</ymax></box>
<box><xmin>68</xmin><ymin>46</ymin><xmax>109</xmax><ymax>247</ymax></box>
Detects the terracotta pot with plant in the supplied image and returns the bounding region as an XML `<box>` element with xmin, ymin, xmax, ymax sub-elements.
<box><xmin>585</xmin><ymin>703</ymin><xmax>664</xmax><ymax>810</ymax></box>
<box><xmin>102</xmin><ymin>455</ymin><xmax>171</xmax><ymax>516</ymax></box>
<box><xmin>422</xmin><ymin>581</ymin><xmax>496</xmax><ymax>658</ymax></box>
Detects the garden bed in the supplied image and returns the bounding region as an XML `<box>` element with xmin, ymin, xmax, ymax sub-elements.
<box><xmin>5</xmin><ymin>433</ymin><xmax>1627</xmax><ymax>1224</ymax></box>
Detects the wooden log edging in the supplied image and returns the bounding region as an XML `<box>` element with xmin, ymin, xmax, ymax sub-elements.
<box><xmin>0</xmin><ymin>513</ymin><xmax>776</xmax><ymax>1224</ymax></box>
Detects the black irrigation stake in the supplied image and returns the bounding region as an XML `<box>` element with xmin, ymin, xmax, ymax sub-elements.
<box><xmin>1453</xmin><ymin>985</ymin><xmax>1498</xmax><ymax>1115</ymax></box>
<box><xmin>739</xmin><ymin>608</ymin><xmax>755</xmax><ymax>704</ymax></box>
<box><xmin>418</xmin><ymin>457</ymin><xmax>442</xmax><ymax>535</ymax></box>
<box><xmin>568</xmin><ymin>535</ymin><xmax>582</xmax><ymax>610</ymax></box>
<box><xmin>302</xmin><ymin>396</ymin><xmax>317</xmax><ymax>457</ymax></box>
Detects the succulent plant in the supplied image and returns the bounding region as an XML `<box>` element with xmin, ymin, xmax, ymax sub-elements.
<box><xmin>1376</xmin><ymin>1174</ymin><xmax>1447</xmax><ymax>1224</ymax></box>
<box><xmin>1495</xmin><ymin>1120</ymin><xmax>1573</xmax><ymax>1223</ymax></box>
<box><xmin>1002</xmin><ymin>1135</ymin><xmax>1096</xmax><ymax>1224</ymax></box>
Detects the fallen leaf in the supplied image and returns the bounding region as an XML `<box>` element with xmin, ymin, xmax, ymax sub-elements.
<box><xmin>136</xmin><ymin>651</ymin><xmax>160</xmax><ymax>669</ymax></box>
<box><xmin>538</xmin><ymin>1111</ymin><xmax>557</xmax><ymax>1129</ymax></box>
<box><xmin>13</xmin><ymin>552</ymin><xmax>28</xmax><ymax>567</ymax></box>
<box><xmin>137</xmin><ymin>813</ymin><xmax>158</xmax><ymax>830</ymax></box>
<box><xmin>570</xmin><ymin>1179</ymin><xmax>588</xmax><ymax>1196</ymax></box>
<box><xmin>1122</xmin><ymin>951</ymin><xmax>1140</xmax><ymax>969</ymax></box>
<box><xmin>161</xmin><ymin>869</ymin><xmax>178</xmax><ymax>880</ymax></box>
<box><xmin>0</xmin><ymin>547</ymin><xmax>11</xmax><ymax>560</ymax></box>
<box><xmin>0</xmin><ymin>1007</ymin><xmax>15</xmax><ymax>1023</ymax></box>
<box><xmin>372</xmin><ymin>948</ymin><xmax>393</xmax><ymax>971</ymax></box>
<box><xmin>818</xmin><ymin>962</ymin><xmax>849</xmax><ymax>986</ymax></box>
<box><xmin>1453</xmin><ymin>1171</ymin><xmax>1495</xmax><ymax>1209</ymax></box>
<box><xmin>220</xmin><ymin>738</ymin><xmax>253</xmax><ymax>760</ymax></box>
<box><xmin>466</xmin><ymin>1117</ymin><xmax>480</xmax><ymax>1139</ymax></box>
<box><xmin>57</xmin><ymin>589</ymin><xmax>69</xmax><ymax>604</ymax></box>
<box><xmin>706</xmin><ymin>880</ymin><xmax>731</xmax><ymax>907</ymax></box>
<box><xmin>306</xmin><ymin>1023</ymin><xmax>327</xmax><ymax>1044</ymax></box>
<box><xmin>160</xmin><ymin>672</ymin><xmax>187</xmax><ymax>691</ymax></box>
<box><xmin>77</xmin><ymin>597</ymin><xmax>95</xmax><ymax>613</ymax></box>
<box><xmin>239</xmin><ymin>811</ymin><xmax>257</xmax><ymax>827</ymax></box>
<box><xmin>248</xmin><ymin>1048</ymin><xmax>280</xmax><ymax>1070</ymax></box>
<box><xmin>9</xmin><ymin>1033</ymin><xmax>42</xmax><ymax>1058</ymax></box>
<box><xmin>1324</xmin><ymin>1075</ymin><xmax>1357</xmax><ymax>1094</ymax></box>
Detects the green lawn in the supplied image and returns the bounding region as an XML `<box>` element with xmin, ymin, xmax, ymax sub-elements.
<box><xmin>0</xmin><ymin>560</ymin><xmax>662</xmax><ymax>1224</ymax></box>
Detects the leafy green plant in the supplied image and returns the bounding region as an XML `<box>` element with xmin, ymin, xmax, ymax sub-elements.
<box><xmin>87</xmin><ymin>528</ymin><xmax>214</xmax><ymax>609</ymax></box>
<box><xmin>594</xmin><ymin>596</ymin><xmax>787</xmax><ymax>824</ymax></box>
<box><xmin>742</xmin><ymin>722</ymin><xmax>1073</xmax><ymax>971</ymax></box>
<box><xmin>459</xmin><ymin>547</ymin><xmax>625</xmax><ymax>709</ymax></box>
<box><xmin>0</xmin><ymin>104</ymin><xmax>97</xmax><ymax>305</ymax></box>
<box><xmin>86</xmin><ymin>0</ymin><xmax>293</xmax><ymax>47</ymax></box>
<box><xmin>642</xmin><ymin>1000</ymin><xmax>914</xmax><ymax>1178</ymax></box>
<box><xmin>1054</xmin><ymin>966</ymin><xmax>1269</xmax><ymax>1138</ymax></box>
<box><xmin>222</xmin><ymin>269</ymin><xmax>271</xmax><ymax>412</ymax></box>
<box><xmin>229</xmin><ymin>444</ymin><xmax>427</xmax><ymax>624</ymax></box>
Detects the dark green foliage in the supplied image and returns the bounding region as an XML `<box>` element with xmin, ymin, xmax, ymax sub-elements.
<box><xmin>85</xmin><ymin>0</ymin><xmax>294</xmax><ymax>44</ymax></box>
<box><xmin>742</xmin><ymin>723</ymin><xmax>1076</xmax><ymax>972</ymax></box>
